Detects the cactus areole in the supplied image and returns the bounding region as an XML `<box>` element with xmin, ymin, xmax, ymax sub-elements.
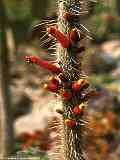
<box><xmin>25</xmin><ymin>0</ymin><xmax>97</xmax><ymax>160</ymax></box>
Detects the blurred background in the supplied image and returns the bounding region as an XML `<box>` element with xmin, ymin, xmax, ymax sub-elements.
<box><xmin>0</xmin><ymin>0</ymin><xmax>120</xmax><ymax>159</ymax></box>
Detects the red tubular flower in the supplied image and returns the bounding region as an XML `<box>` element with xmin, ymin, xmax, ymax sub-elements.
<box><xmin>72</xmin><ymin>79</ymin><xmax>84</xmax><ymax>91</ymax></box>
<box><xmin>44</xmin><ymin>82</ymin><xmax>59</xmax><ymax>93</ymax></box>
<box><xmin>65</xmin><ymin>119</ymin><xmax>76</xmax><ymax>128</ymax></box>
<box><xmin>73</xmin><ymin>105</ymin><xmax>82</xmax><ymax>115</ymax></box>
<box><xmin>69</xmin><ymin>29</ymin><xmax>80</xmax><ymax>42</ymax></box>
<box><xmin>47</xmin><ymin>26</ymin><xmax>70</xmax><ymax>48</ymax></box>
<box><xmin>44</xmin><ymin>76</ymin><xmax>60</xmax><ymax>93</ymax></box>
<box><xmin>72</xmin><ymin>103</ymin><xmax>86</xmax><ymax>115</ymax></box>
<box><xmin>61</xmin><ymin>90</ymin><xmax>72</xmax><ymax>101</ymax></box>
<box><xmin>63</xmin><ymin>12</ymin><xmax>72</xmax><ymax>21</ymax></box>
<box><xmin>49</xmin><ymin>76</ymin><xmax>59</xmax><ymax>85</ymax></box>
<box><xmin>68</xmin><ymin>28</ymin><xmax>85</xmax><ymax>41</ymax></box>
<box><xmin>72</xmin><ymin>79</ymin><xmax>89</xmax><ymax>92</ymax></box>
<box><xmin>25</xmin><ymin>55</ymin><xmax>62</xmax><ymax>74</ymax></box>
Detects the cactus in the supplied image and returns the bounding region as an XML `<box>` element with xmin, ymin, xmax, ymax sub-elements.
<box><xmin>25</xmin><ymin>0</ymin><xmax>97</xmax><ymax>160</ymax></box>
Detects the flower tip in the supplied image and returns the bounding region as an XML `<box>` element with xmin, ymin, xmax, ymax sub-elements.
<box><xmin>24</xmin><ymin>55</ymin><xmax>34</xmax><ymax>63</ymax></box>
<box><xmin>47</xmin><ymin>26</ymin><xmax>56</xmax><ymax>35</ymax></box>
<box><xmin>65</xmin><ymin>119</ymin><xmax>76</xmax><ymax>128</ymax></box>
<box><xmin>44</xmin><ymin>82</ymin><xmax>59</xmax><ymax>93</ymax></box>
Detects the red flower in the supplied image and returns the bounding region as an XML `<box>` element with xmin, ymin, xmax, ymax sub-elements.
<box><xmin>25</xmin><ymin>55</ymin><xmax>62</xmax><ymax>74</ymax></box>
<box><xmin>44</xmin><ymin>82</ymin><xmax>59</xmax><ymax>93</ymax></box>
<box><xmin>65</xmin><ymin>119</ymin><xmax>76</xmax><ymax>128</ymax></box>
<box><xmin>62</xmin><ymin>90</ymin><xmax>72</xmax><ymax>101</ymax></box>
<box><xmin>72</xmin><ymin>103</ymin><xmax>86</xmax><ymax>115</ymax></box>
<box><xmin>72</xmin><ymin>79</ymin><xmax>87</xmax><ymax>92</ymax></box>
<box><xmin>47</xmin><ymin>26</ymin><xmax>70</xmax><ymax>48</ymax></box>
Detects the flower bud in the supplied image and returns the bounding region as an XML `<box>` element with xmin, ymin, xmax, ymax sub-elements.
<box><xmin>62</xmin><ymin>90</ymin><xmax>72</xmax><ymax>101</ymax></box>
<box><xmin>72</xmin><ymin>103</ymin><xmax>86</xmax><ymax>115</ymax></box>
<box><xmin>44</xmin><ymin>82</ymin><xmax>58</xmax><ymax>93</ymax></box>
<box><xmin>65</xmin><ymin>119</ymin><xmax>76</xmax><ymax>128</ymax></box>
<box><xmin>72</xmin><ymin>79</ymin><xmax>89</xmax><ymax>92</ymax></box>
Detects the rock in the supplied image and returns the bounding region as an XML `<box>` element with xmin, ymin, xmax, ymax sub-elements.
<box><xmin>101</xmin><ymin>40</ymin><xmax>120</xmax><ymax>59</ymax></box>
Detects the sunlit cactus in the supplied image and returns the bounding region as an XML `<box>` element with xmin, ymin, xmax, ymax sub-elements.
<box><xmin>25</xmin><ymin>0</ymin><xmax>97</xmax><ymax>160</ymax></box>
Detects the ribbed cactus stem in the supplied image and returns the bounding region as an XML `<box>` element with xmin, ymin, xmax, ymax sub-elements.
<box><xmin>56</xmin><ymin>1</ymin><xmax>88</xmax><ymax>160</ymax></box>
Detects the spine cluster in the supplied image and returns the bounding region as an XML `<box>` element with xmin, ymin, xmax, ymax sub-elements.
<box><xmin>25</xmin><ymin>0</ymin><xmax>96</xmax><ymax>160</ymax></box>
